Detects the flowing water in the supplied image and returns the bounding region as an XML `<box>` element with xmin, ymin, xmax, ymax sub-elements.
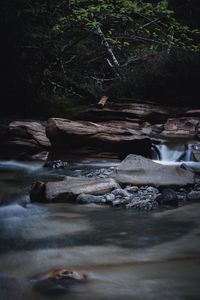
<box><xmin>152</xmin><ymin>139</ymin><xmax>200</xmax><ymax>174</ymax></box>
<box><xmin>153</xmin><ymin>139</ymin><xmax>195</xmax><ymax>162</ymax></box>
<box><xmin>0</xmin><ymin>158</ymin><xmax>200</xmax><ymax>300</ymax></box>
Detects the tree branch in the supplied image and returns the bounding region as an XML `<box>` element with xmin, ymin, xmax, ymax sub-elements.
<box><xmin>116</xmin><ymin>35</ymin><xmax>177</xmax><ymax>49</ymax></box>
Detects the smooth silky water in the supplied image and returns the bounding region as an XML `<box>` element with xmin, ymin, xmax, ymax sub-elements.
<box><xmin>0</xmin><ymin>159</ymin><xmax>200</xmax><ymax>300</ymax></box>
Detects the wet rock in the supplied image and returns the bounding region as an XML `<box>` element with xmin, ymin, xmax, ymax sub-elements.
<box><xmin>126</xmin><ymin>199</ymin><xmax>158</xmax><ymax>210</ymax></box>
<box><xmin>115</xmin><ymin>154</ymin><xmax>194</xmax><ymax>187</ymax></box>
<box><xmin>192</xmin><ymin>143</ymin><xmax>200</xmax><ymax>162</ymax></box>
<box><xmin>176</xmin><ymin>190</ymin><xmax>187</xmax><ymax>202</ymax></box>
<box><xmin>33</xmin><ymin>268</ymin><xmax>87</xmax><ymax>296</ymax></box>
<box><xmin>194</xmin><ymin>182</ymin><xmax>200</xmax><ymax>191</ymax></box>
<box><xmin>180</xmin><ymin>162</ymin><xmax>200</xmax><ymax>174</ymax></box>
<box><xmin>30</xmin><ymin>176</ymin><xmax>120</xmax><ymax>203</ymax></box>
<box><xmin>31</xmin><ymin>151</ymin><xmax>49</xmax><ymax>161</ymax></box>
<box><xmin>46</xmin><ymin>118</ymin><xmax>151</xmax><ymax>156</ymax></box>
<box><xmin>111</xmin><ymin>188</ymin><xmax>130</xmax><ymax>197</ymax></box>
<box><xmin>86</xmin><ymin>168</ymin><xmax>114</xmax><ymax>178</ymax></box>
<box><xmin>77</xmin><ymin>194</ymin><xmax>105</xmax><ymax>204</ymax></box>
<box><xmin>179</xmin><ymin>188</ymin><xmax>187</xmax><ymax>193</ymax></box>
<box><xmin>156</xmin><ymin>189</ymin><xmax>179</xmax><ymax>206</ymax></box>
<box><xmin>125</xmin><ymin>186</ymin><xmax>139</xmax><ymax>193</ymax></box>
<box><xmin>146</xmin><ymin>186</ymin><xmax>159</xmax><ymax>194</ymax></box>
<box><xmin>30</xmin><ymin>181</ymin><xmax>46</xmax><ymax>203</ymax></box>
<box><xmin>109</xmin><ymin>185</ymin><xmax>159</xmax><ymax>210</ymax></box>
<box><xmin>192</xmin><ymin>143</ymin><xmax>200</xmax><ymax>151</ymax></box>
<box><xmin>187</xmin><ymin>190</ymin><xmax>200</xmax><ymax>201</ymax></box>
<box><xmin>125</xmin><ymin>185</ymin><xmax>159</xmax><ymax>210</ymax></box>
<box><xmin>73</xmin><ymin>183</ymin><xmax>167</xmax><ymax>210</ymax></box>
<box><xmin>44</xmin><ymin>160</ymin><xmax>68</xmax><ymax>169</ymax></box>
<box><xmin>112</xmin><ymin>199</ymin><xmax>126</xmax><ymax>207</ymax></box>
<box><xmin>105</xmin><ymin>193</ymin><xmax>115</xmax><ymax>202</ymax></box>
<box><xmin>180</xmin><ymin>163</ymin><xmax>194</xmax><ymax>172</ymax></box>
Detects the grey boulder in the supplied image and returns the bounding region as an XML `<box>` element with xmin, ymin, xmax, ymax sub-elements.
<box><xmin>115</xmin><ymin>154</ymin><xmax>194</xmax><ymax>187</ymax></box>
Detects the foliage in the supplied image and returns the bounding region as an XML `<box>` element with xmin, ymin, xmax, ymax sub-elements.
<box><xmin>1</xmin><ymin>0</ymin><xmax>200</xmax><ymax>115</ymax></box>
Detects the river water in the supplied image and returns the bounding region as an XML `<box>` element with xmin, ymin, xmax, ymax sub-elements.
<box><xmin>0</xmin><ymin>159</ymin><xmax>200</xmax><ymax>300</ymax></box>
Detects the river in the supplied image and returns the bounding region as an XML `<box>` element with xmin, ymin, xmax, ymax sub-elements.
<box><xmin>0</xmin><ymin>156</ymin><xmax>200</xmax><ymax>300</ymax></box>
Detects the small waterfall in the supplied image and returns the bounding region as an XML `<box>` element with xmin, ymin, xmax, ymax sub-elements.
<box><xmin>156</xmin><ymin>144</ymin><xmax>184</xmax><ymax>161</ymax></box>
<box><xmin>183</xmin><ymin>144</ymin><xmax>193</xmax><ymax>161</ymax></box>
<box><xmin>153</xmin><ymin>142</ymin><xmax>194</xmax><ymax>162</ymax></box>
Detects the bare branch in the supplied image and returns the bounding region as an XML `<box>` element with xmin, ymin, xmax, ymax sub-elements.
<box><xmin>116</xmin><ymin>35</ymin><xmax>176</xmax><ymax>49</ymax></box>
<box><xmin>90</xmin><ymin>13</ymin><xmax>122</xmax><ymax>79</ymax></box>
<box><xmin>141</xmin><ymin>18</ymin><xmax>160</xmax><ymax>29</ymax></box>
<box><xmin>167</xmin><ymin>31</ymin><xmax>174</xmax><ymax>54</ymax></box>
<box><xmin>91</xmin><ymin>76</ymin><xmax>117</xmax><ymax>82</ymax></box>
<box><xmin>95</xmin><ymin>25</ymin><xmax>120</xmax><ymax>67</ymax></box>
<box><xmin>86</xmin><ymin>53</ymin><xmax>106</xmax><ymax>66</ymax></box>
<box><xmin>122</xmin><ymin>52</ymin><xmax>160</xmax><ymax>67</ymax></box>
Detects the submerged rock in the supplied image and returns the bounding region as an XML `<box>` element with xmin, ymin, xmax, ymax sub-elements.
<box><xmin>77</xmin><ymin>194</ymin><xmax>105</xmax><ymax>204</ymax></box>
<box><xmin>115</xmin><ymin>154</ymin><xmax>194</xmax><ymax>187</ymax></box>
<box><xmin>33</xmin><ymin>268</ymin><xmax>87</xmax><ymax>296</ymax></box>
<box><xmin>30</xmin><ymin>181</ymin><xmax>46</xmax><ymax>203</ymax></box>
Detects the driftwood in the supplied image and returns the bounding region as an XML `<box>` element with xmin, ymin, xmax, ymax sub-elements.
<box><xmin>97</xmin><ymin>95</ymin><xmax>108</xmax><ymax>108</ymax></box>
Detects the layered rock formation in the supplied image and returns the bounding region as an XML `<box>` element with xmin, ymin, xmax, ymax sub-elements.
<box><xmin>46</xmin><ymin>118</ymin><xmax>151</xmax><ymax>156</ymax></box>
<box><xmin>0</xmin><ymin>121</ymin><xmax>51</xmax><ymax>158</ymax></box>
<box><xmin>151</xmin><ymin>117</ymin><xmax>200</xmax><ymax>138</ymax></box>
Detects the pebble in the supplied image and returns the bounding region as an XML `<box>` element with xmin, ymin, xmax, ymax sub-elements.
<box><xmin>187</xmin><ymin>190</ymin><xmax>200</xmax><ymax>200</ymax></box>
<box><xmin>125</xmin><ymin>186</ymin><xmax>139</xmax><ymax>193</ymax></box>
<box><xmin>76</xmin><ymin>170</ymin><xmax>199</xmax><ymax>210</ymax></box>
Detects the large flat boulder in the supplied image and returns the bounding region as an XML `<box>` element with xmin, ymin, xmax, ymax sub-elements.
<box><xmin>30</xmin><ymin>176</ymin><xmax>120</xmax><ymax>202</ymax></box>
<box><xmin>115</xmin><ymin>154</ymin><xmax>194</xmax><ymax>187</ymax></box>
<box><xmin>46</xmin><ymin>118</ymin><xmax>151</xmax><ymax>155</ymax></box>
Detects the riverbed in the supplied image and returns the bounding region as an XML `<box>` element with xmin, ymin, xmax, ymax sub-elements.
<box><xmin>0</xmin><ymin>160</ymin><xmax>200</xmax><ymax>300</ymax></box>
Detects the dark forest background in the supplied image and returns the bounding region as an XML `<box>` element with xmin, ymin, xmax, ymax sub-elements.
<box><xmin>1</xmin><ymin>0</ymin><xmax>200</xmax><ymax>118</ymax></box>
